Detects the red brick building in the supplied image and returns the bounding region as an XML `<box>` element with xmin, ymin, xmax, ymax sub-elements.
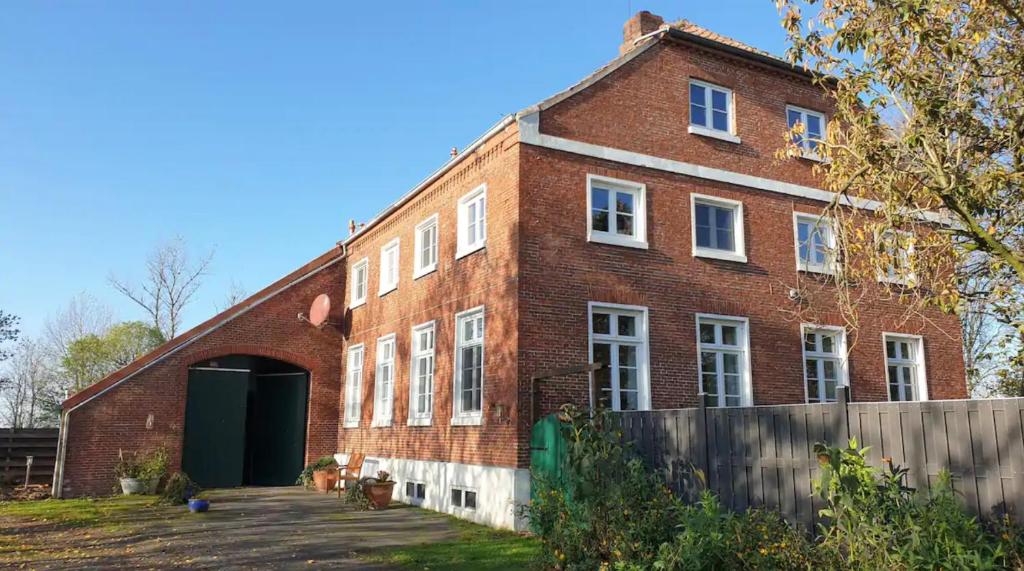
<box><xmin>55</xmin><ymin>12</ymin><xmax>966</xmax><ymax>529</ymax></box>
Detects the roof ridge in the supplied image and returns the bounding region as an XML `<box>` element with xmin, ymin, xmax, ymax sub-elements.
<box><xmin>669</xmin><ymin>18</ymin><xmax>782</xmax><ymax>62</ymax></box>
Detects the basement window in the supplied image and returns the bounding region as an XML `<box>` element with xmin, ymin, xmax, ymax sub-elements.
<box><xmin>405</xmin><ymin>481</ymin><xmax>426</xmax><ymax>504</ymax></box>
<box><xmin>451</xmin><ymin>486</ymin><xmax>477</xmax><ymax>510</ymax></box>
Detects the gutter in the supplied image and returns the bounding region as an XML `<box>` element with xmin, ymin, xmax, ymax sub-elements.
<box><xmin>52</xmin><ymin>246</ymin><xmax>347</xmax><ymax>497</ymax></box>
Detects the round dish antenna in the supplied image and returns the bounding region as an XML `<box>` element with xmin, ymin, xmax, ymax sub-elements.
<box><xmin>309</xmin><ymin>294</ymin><xmax>331</xmax><ymax>328</ymax></box>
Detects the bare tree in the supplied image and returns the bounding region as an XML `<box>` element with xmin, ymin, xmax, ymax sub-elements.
<box><xmin>0</xmin><ymin>339</ymin><xmax>53</xmax><ymax>428</ymax></box>
<box><xmin>43</xmin><ymin>292</ymin><xmax>114</xmax><ymax>363</ymax></box>
<box><xmin>109</xmin><ymin>237</ymin><xmax>214</xmax><ymax>339</ymax></box>
<box><xmin>0</xmin><ymin>310</ymin><xmax>19</xmax><ymax>363</ymax></box>
<box><xmin>216</xmin><ymin>280</ymin><xmax>248</xmax><ymax>313</ymax></box>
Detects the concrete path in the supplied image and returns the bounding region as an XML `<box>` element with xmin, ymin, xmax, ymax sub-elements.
<box><xmin>11</xmin><ymin>487</ymin><xmax>462</xmax><ymax>570</ymax></box>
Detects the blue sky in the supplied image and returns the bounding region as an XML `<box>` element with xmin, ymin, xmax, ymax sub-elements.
<box><xmin>1</xmin><ymin>1</ymin><xmax>790</xmax><ymax>338</ymax></box>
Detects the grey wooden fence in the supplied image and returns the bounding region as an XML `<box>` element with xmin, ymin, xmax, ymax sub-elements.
<box><xmin>1</xmin><ymin>428</ymin><xmax>59</xmax><ymax>486</ymax></box>
<box><xmin>616</xmin><ymin>391</ymin><xmax>1024</xmax><ymax>528</ymax></box>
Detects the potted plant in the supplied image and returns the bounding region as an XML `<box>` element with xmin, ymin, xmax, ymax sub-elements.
<box><xmin>140</xmin><ymin>448</ymin><xmax>169</xmax><ymax>494</ymax></box>
<box><xmin>297</xmin><ymin>456</ymin><xmax>338</xmax><ymax>492</ymax></box>
<box><xmin>114</xmin><ymin>452</ymin><xmax>146</xmax><ymax>495</ymax></box>
<box><xmin>188</xmin><ymin>493</ymin><xmax>210</xmax><ymax>513</ymax></box>
<box><xmin>362</xmin><ymin>471</ymin><xmax>396</xmax><ymax>509</ymax></box>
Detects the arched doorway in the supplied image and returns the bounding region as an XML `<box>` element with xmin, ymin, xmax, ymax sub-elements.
<box><xmin>182</xmin><ymin>355</ymin><xmax>309</xmax><ymax>488</ymax></box>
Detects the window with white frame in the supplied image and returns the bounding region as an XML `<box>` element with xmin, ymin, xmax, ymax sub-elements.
<box><xmin>691</xmin><ymin>194</ymin><xmax>746</xmax><ymax>262</ymax></box>
<box><xmin>405</xmin><ymin>481</ymin><xmax>426</xmax><ymax>503</ymax></box>
<box><xmin>343</xmin><ymin>344</ymin><xmax>365</xmax><ymax>427</ymax></box>
<box><xmin>451</xmin><ymin>486</ymin><xmax>477</xmax><ymax>510</ymax></box>
<box><xmin>786</xmin><ymin>106</ymin><xmax>825</xmax><ymax>158</ymax></box>
<box><xmin>794</xmin><ymin>213</ymin><xmax>834</xmax><ymax>274</ymax></box>
<box><xmin>456</xmin><ymin>184</ymin><xmax>486</xmax><ymax>258</ymax></box>
<box><xmin>590</xmin><ymin>304</ymin><xmax>650</xmax><ymax>411</ymax></box>
<box><xmin>372</xmin><ymin>335</ymin><xmax>396</xmax><ymax>426</ymax></box>
<box><xmin>689</xmin><ymin>80</ymin><xmax>738</xmax><ymax>142</ymax></box>
<box><xmin>453</xmin><ymin>307</ymin><xmax>484</xmax><ymax>423</ymax></box>
<box><xmin>697</xmin><ymin>315</ymin><xmax>751</xmax><ymax>407</ymax></box>
<box><xmin>409</xmin><ymin>321</ymin><xmax>435</xmax><ymax>425</ymax></box>
<box><xmin>379</xmin><ymin>238</ymin><xmax>400</xmax><ymax>295</ymax></box>
<box><xmin>351</xmin><ymin>258</ymin><xmax>368</xmax><ymax>308</ymax></box>
<box><xmin>414</xmin><ymin>214</ymin><xmax>438</xmax><ymax>278</ymax></box>
<box><xmin>879</xmin><ymin>230</ymin><xmax>916</xmax><ymax>285</ymax></box>
<box><xmin>587</xmin><ymin>175</ymin><xmax>647</xmax><ymax>249</ymax></box>
<box><xmin>885</xmin><ymin>334</ymin><xmax>927</xmax><ymax>401</ymax></box>
<box><xmin>802</xmin><ymin>326</ymin><xmax>848</xmax><ymax>403</ymax></box>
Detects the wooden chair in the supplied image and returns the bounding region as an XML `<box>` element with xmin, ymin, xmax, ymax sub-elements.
<box><xmin>334</xmin><ymin>452</ymin><xmax>365</xmax><ymax>498</ymax></box>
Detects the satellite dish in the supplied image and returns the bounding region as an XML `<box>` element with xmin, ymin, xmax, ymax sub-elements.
<box><xmin>309</xmin><ymin>294</ymin><xmax>331</xmax><ymax>328</ymax></box>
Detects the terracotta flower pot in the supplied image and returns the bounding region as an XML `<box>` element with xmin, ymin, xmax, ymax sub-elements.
<box><xmin>312</xmin><ymin>469</ymin><xmax>337</xmax><ymax>492</ymax></box>
<box><xmin>364</xmin><ymin>481</ymin><xmax>396</xmax><ymax>509</ymax></box>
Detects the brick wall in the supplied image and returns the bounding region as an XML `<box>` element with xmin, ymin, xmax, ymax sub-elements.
<box><xmin>60</xmin><ymin>259</ymin><xmax>345</xmax><ymax>496</ymax></box>
<box><xmin>516</xmin><ymin>36</ymin><xmax>966</xmax><ymax>470</ymax></box>
<box><xmin>336</xmin><ymin>123</ymin><xmax>523</xmax><ymax>469</ymax></box>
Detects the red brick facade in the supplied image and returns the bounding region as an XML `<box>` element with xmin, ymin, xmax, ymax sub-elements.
<box><xmin>58</xmin><ymin>14</ymin><xmax>966</xmax><ymax>498</ymax></box>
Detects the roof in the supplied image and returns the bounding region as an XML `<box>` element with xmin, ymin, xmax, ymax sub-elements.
<box><xmin>61</xmin><ymin>246</ymin><xmax>345</xmax><ymax>411</ymax></box>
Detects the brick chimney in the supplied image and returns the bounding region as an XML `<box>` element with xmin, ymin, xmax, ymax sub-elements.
<box><xmin>621</xmin><ymin>11</ymin><xmax>665</xmax><ymax>55</ymax></box>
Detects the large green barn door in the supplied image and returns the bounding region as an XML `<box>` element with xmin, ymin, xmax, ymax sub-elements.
<box><xmin>248</xmin><ymin>373</ymin><xmax>308</xmax><ymax>486</ymax></box>
<box><xmin>182</xmin><ymin>369</ymin><xmax>249</xmax><ymax>488</ymax></box>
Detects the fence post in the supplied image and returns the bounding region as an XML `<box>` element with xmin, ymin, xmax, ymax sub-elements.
<box><xmin>836</xmin><ymin>386</ymin><xmax>851</xmax><ymax>445</ymax></box>
<box><xmin>696</xmin><ymin>393</ymin><xmax>710</xmax><ymax>493</ymax></box>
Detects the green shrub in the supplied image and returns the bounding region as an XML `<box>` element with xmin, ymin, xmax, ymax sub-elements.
<box><xmin>652</xmin><ymin>492</ymin><xmax>814</xmax><ymax>571</ymax></box>
<box><xmin>139</xmin><ymin>447</ymin><xmax>169</xmax><ymax>482</ymax></box>
<box><xmin>295</xmin><ymin>455</ymin><xmax>337</xmax><ymax>487</ymax></box>
<box><xmin>160</xmin><ymin>472</ymin><xmax>199</xmax><ymax>505</ymax></box>
<box><xmin>814</xmin><ymin>439</ymin><xmax>1009</xmax><ymax>570</ymax></box>
<box><xmin>524</xmin><ymin>406</ymin><xmax>684</xmax><ymax>570</ymax></box>
<box><xmin>342</xmin><ymin>478</ymin><xmax>372</xmax><ymax>511</ymax></box>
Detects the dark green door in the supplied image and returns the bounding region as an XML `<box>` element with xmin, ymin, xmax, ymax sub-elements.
<box><xmin>530</xmin><ymin>414</ymin><xmax>567</xmax><ymax>502</ymax></box>
<box><xmin>182</xmin><ymin>369</ymin><xmax>250</xmax><ymax>488</ymax></box>
<box><xmin>248</xmin><ymin>373</ymin><xmax>308</xmax><ymax>486</ymax></box>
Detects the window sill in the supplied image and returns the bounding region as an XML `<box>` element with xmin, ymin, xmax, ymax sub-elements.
<box><xmin>349</xmin><ymin>299</ymin><xmax>366</xmax><ymax>310</ymax></box>
<box><xmin>455</xmin><ymin>243</ymin><xmax>485</xmax><ymax>260</ymax></box>
<box><xmin>450</xmin><ymin>414</ymin><xmax>483</xmax><ymax>426</ymax></box>
<box><xmin>798</xmin><ymin>151</ymin><xmax>825</xmax><ymax>163</ymax></box>
<box><xmin>693</xmin><ymin>248</ymin><xmax>747</xmax><ymax>263</ymax></box>
<box><xmin>407</xmin><ymin>416</ymin><xmax>432</xmax><ymax>427</ymax></box>
<box><xmin>588</xmin><ymin>232</ymin><xmax>649</xmax><ymax>250</ymax></box>
<box><xmin>343</xmin><ymin>421</ymin><xmax>360</xmax><ymax>429</ymax></box>
<box><xmin>413</xmin><ymin>265</ymin><xmax>437</xmax><ymax>280</ymax></box>
<box><xmin>371</xmin><ymin>419</ymin><xmax>392</xmax><ymax>428</ymax></box>
<box><xmin>798</xmin><ymin>264</ymin><xmax>835</xmax><ymax>276</ymax></box>
<box><xmin>378</xmin><ymin>284</ymin><xmax>398</xmax><ymax>297</ymax></box>
<box><xmin>688</xmin><ymin>125</ymin><xmax>741</xmax><ymax>144</ymax></box>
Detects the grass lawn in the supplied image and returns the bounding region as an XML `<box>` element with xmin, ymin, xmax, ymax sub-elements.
<box><xmin>0</xmin><ymin>495</ymin><xmax>161</xmax><ymax>530</ymax></box>
<box><xmin>363</xmin><ymin>512</ymin><xmax>541</xmax><ymax>571</ymax></box>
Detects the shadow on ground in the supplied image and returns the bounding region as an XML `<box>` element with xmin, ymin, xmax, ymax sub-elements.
<box><xmin>1</xmin><ymin>486</ymin><xmax>462</xmax><ymax>570</ymax></box>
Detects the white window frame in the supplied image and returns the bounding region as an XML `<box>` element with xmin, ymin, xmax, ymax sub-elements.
<box><xmin>378</xmin><ymin>238</ymin><xmax>400</xmax><ymax>295</ymax></box>
<box><xmin>451</xmin><ymin>306</ymin><xmax>485</xmax><ymax>425</ymax></box>
<box><xmin>585</xmin><ymin>174</ymin><xmax>648</xmax><ymax>249</ymax></box>
<box><xmin>688</xmin><ymin>79</ymin><xmax>741</xmax><ymax>144</ymax></box>
<box><xmin>405</xmin><ymin>480</ymin><xmax>426</xmax><ymax>505</ymax></box>
<box><xmin>456</xmin><ymin>184</ymin><xmax>487</xmax><ymax>259</ymax></box>
<box><xmin>372</xmin><ymin>334</ymin><xmax>396</xmax><ymax>427</ymax></box>
<box><xmin>413</xmin><ymin>214</ymin><xmax>439</xmax><ymax>279</ymax></box>
<box><xmin>695</xmin><ymin>313</ymin><xmax>753</xmax><ymax>407</ymax></box>
<box><xmin>450</xmin><ymin>485</ymin><xmax>478</xmax><ymax>511</ymax></box>
<box><xmin>691</xmin><ymin>193</ymin><xmax>747</xmax><ymax>263</ymax></box>
<box><xmin>786</xmin><ymin>105</ymin><xmax>826</xmax><ymax>161</ymax></box>
<box><xmin>883</xmin><ymin>333</ymin><xmax>929</xmax><ymax>402</ymax></box>
<box><xmin>800</xmin><ymin>324</ymin><xmax>850</xmax><ymax>403</ymax></box>
<box><xmin>408</xmin><ymin>320</ymin><xmax>436</xmax><ymax>427</ymax></box>
<box><xmin>343</xmin><ymin>344</ymin><xmax>365</xmax><ymax>428</ymax></box>
<box><xmin>350</xmin><ymin>257</ymin><xmax>369</xmax><ymax>309</ymax></box>
<box><xmin>587</xmin><ymin>302</ymin><xmax>652</xmax><ymax>411</ymax></box>
<box><xmin>793</xmin><ymin>212</ymin><xmax>836</xmax><ymax>274</ymax></box>
<box><xmin>877</xmin><ymin>229</ymin><xmax>917</xmax><ymax>286</ymax></box>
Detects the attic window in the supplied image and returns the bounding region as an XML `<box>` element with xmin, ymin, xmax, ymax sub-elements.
<box><xmin>688</xmin><ymin>80</ymin><xmax>740</xmax><ymax>144</ymax></box>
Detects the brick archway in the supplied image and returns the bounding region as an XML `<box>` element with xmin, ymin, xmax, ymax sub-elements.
<box><xmin>184</xmin><ymin>344</ymin><xmax>318</xmax><ymax>374</ymax></box>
